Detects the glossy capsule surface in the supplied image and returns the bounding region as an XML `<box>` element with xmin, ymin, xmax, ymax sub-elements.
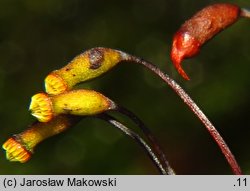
<box><xmin>171</xmin><ymin>3</ymin><xmax>240</xmax><ymax>80</ymax></box>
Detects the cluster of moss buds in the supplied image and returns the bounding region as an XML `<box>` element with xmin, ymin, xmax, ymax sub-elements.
<box><xmin>3</xmin><ymin>48</ymin><xmax>122</xmax><ymax>163</ymax></box>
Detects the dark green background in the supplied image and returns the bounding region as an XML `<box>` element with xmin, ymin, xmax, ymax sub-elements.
<box><xmin>0</xmin><ymin>0</ymin><xmax>250</xmax><ymax>174</ymax></box>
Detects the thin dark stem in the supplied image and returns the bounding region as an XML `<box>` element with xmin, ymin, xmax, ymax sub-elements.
<box><xmin>123</xmin><ymin>55</ymin><xmax>242</xmax><ymax>175</ymax></box>
<box><xmin>95</xmin><ymin>113</ymin><xmax>171</xmax><ymax>175</ymax></box>
<box><xmin>115</xmin><ymin>105</ymin><xmax>175</xmax><ymax>175</ymax></box>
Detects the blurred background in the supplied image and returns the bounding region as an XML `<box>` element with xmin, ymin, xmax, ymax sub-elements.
<box><xmin>0</xmin><ymin>0</ymin><xmax>250</xmax><ymax>174</ymax></box>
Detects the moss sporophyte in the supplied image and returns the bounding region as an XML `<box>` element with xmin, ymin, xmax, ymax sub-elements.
<box><xmin>3</xmin><ymin>2</ymin><xmax>249</xmax><ymax>174</ymax></box>
<box><xmin>2</xmin><ymin>114</ymin><xmax>174</xmax><ymax>174</ymax></box>
<box><xmin>2</xmin><ymin>47</ymin><xmax>242</xmax><ymax>174</ymax></box>
<box><xmin>2</xmin><ymin>115</ymin><xmax>80</xmax><ymax>163</ymax></box>
<box><xmin>2</xmin><ymin>46</ymin><xmax>243</xmax><ymax>175</ymax></box>
<box><xmin>45</xmin><ymin>47</ymin><xmax>125</xmax><ymax>95</ymax></box>
<box><xmin>170</xmin><ymin>3</ymin><xmax>250</xmax><ymax>80</ymax></box>
<box><xmin>29</xmin><ymin>90</ymin><xmax>116</xmax><ymax>122</ymax></box>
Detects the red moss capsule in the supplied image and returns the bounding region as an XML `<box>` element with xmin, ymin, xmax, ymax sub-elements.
<box><xmin>171</xmin><ymin>3</ymin><xmax>240</xmax><ymax>80</ymax></box>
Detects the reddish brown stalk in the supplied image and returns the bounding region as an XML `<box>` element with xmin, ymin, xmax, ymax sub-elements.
<box><xmin>126</xmin><ymin>55</ymin><xmax>242</xmax><ymax>175</ymax></box>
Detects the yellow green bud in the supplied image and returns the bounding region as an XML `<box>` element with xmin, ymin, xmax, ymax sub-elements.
<box><xmin>2</xmin><ymin>115</ymin><xmax>80</xmax><ymax>163</ymax></box>
<box><xmin>29</xmin><ymin>90</ymin><xmax>116</xmax><ymax>122</ymax></box>
<box><xmin>45</xmin><ymin>47</ymin><xmax>127</xmax><ymax>95</ymax></box>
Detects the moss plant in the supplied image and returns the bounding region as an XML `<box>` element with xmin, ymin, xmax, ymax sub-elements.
<box><xmin>3</xmin><ymin>2</ymin><xmax>250</xmax><ymax>175</ymax></box>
